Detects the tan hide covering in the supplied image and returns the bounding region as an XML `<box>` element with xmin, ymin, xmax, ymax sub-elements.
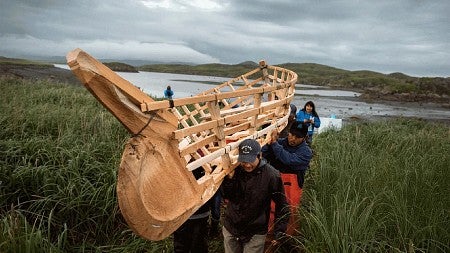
<box><xmin>66</xmin><ymin>48</ymin><xmax>298</xmax><ymax>241</ymax></box>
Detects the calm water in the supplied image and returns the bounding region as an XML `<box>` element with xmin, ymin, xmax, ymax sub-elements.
<box><xmin>55</xmin><ymin>64</ymin><xmax>450</xmax><ymax>122</ymax></box>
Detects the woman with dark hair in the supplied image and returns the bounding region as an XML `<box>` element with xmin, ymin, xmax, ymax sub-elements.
<box><xmin>296</xmin><ymin>101</ymin><xmax>320</xmax><ymax>144</ymax></box>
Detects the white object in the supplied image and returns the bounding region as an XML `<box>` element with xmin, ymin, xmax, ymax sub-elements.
<box><xmin>318</xmin><ymin>117</ymin><xmax>342</xmax><ymax>134</ymax></box>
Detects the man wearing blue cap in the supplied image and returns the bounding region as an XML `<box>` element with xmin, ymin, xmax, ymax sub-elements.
<box><xmin>221</xmin><ymin>139</ymin><xmax>290</xmax><ymax>253</ymax></box>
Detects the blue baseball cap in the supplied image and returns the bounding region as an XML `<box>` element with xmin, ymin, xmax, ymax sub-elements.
<box><xmin>238</xmin><ymin>139</ymin><xmax>261</xmax><ymax>163</ymax></box>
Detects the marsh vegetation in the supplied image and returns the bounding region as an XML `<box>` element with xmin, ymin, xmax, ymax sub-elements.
<box><xmin>1</xmin><ymin>77</ymin><xmax>448</xmax><ymax>252</ymax></box>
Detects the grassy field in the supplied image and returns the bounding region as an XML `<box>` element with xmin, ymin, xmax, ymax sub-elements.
<box><xmin>1</xmin><ymin>77</ymin><xmax>449</xmax><ymax>252</ymax></box>
<box><xmin>0</xmin><ymin>56</ymin><xmax>53</xmax><ymax>66</ymax></box>
<box><xmin>299</xmin><ymin>120</ymin><xmax>450</xmax><ymax>252</ymax></box>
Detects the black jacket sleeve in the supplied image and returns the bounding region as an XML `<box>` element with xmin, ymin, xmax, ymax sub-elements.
<box><xmin>220</xmin><ymin>175</ymin><xmax>236</xmax><ymax>200</ymax></box>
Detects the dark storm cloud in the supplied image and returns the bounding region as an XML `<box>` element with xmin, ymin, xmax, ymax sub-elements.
<box><xmin>0</xmin><ymin>0</ymin><xmax>449</xmax><ymax>76</ymax></box>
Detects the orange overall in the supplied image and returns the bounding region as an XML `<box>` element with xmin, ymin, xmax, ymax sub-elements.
<box><xmin>268</xmin><ymin>173</ymin><xmax>302</xmax><ymax>236</ymax></box>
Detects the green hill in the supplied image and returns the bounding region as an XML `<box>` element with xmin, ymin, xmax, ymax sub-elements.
<box><xmin>104</xmin><ymin>62</ymin><xmax>138</xmax><ymax>72</ymax></box>
<box><xmin>140</xmin><ymin>62</ymin><xmax>450</xmax><ymax>103</ymax></box>
<box><xmin>1</xmin><ymin>55</ymin><xmax>449</xmax><ymax>103</ymax></box>
<box><xmin>0</xmin><ymin>56</ymin><xmax>52</xmax><ymax>66</ymax></box>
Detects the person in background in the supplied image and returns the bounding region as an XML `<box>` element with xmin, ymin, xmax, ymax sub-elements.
<box><xmin>164</xmin><ymin>85</ymin><xmax>174</xmax><ymax>99</ymax></box>
<box><xmin>261</xmin><ymin>122</ymin><xmax>312</xmax><ymax>241</ymax></box>
<box><xmin>173</xmin><ymin>167</ymin><xmax>211</xmax><ymax>253</ymax></box>
<box><xmin>221</xmin><ymin>139</ymin><xmax>290</xmax><ymax>253</ymax></box>
<box><xmin>279</xmin><ymin>104</ymin><xmax>297</xmax><ymax>139</ymax></box>
<box><xmin>296</xmin><ymin>101</ymin><xmax>320</xmax><ymax>144</ymax></box>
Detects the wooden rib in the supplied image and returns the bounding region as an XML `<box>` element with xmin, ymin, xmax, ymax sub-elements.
<box><xmin>208</xmin><ymin>101</ymin><xmax>232</xmax><ymax>171</ymax></box>
<box><xmin>180</xmin><ymin>135</ymin><xmax>218</xmax><ymax>157</ymax></box>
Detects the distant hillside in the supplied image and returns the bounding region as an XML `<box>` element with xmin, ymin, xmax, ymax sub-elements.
<box><xmin>0</xmin><ymin>56</ymin><xmax>53</xmax><ymax>67</ymax></box>
<box><xmin>1</xmin><ymin>55</ymin><xmax>449</xmax><ymax>104</ymax></box>
<box><xmin>104</xmin><ymin>62</ymin><xmax>138</xmax><ymax>73</ymax></box>
<box><xmin>279</xmin><ymin>63</ymin><xmax>449</xmax><ymax>103</ymax></box>
<box><xmin>139</xmin><ymin>61</ymin><xmax>449</xmax><ymax>103</ymax></box>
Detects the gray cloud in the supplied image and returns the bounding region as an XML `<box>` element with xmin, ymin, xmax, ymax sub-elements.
<box><xmin>1</xmin><ymin>0</ymin><xmax>449</xmax><ymax>77</ymax></box>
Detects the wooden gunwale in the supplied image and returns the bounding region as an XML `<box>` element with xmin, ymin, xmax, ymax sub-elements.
<box><xmin>140</xmin><ymin>82</ymin><xmax>291</xmax><ymax>112</ymax></box>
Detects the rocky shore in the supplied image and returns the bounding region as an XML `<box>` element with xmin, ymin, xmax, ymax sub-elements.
<box><xmin>360</xmin><ymin>90</ymin><xmax>450</xmax><ymax>109</ymax></box>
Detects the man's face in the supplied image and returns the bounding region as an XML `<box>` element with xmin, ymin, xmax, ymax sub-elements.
<box><xmin>240</xmin><ymin>158</ymin><xmax>259</xmax><ymax>172</ymax></box>
<box><xmin>287</xmin><ymin>133</ymin><xmax>304</xmax><ymax>146</ymax></box>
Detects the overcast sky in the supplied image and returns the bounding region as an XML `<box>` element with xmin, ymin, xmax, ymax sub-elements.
<box><xmin>1</xmin><ymin>0</ymin><xmax>449</xmax><ymax>77</ymax></box>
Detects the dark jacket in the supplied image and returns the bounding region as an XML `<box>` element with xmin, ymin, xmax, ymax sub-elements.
<box><xmin>164</xmin><ymin>89</ymin><xmax>174</xmax><ymax>99</ymax></box>
<box><xmin>190</xmin><ymin>167</ymin><xmax>212</xmax><ymax>219</ymax></box>
<box><xmin>221</xmin><ymin>159</ymin><xmax>289</xmax><ymax>240</ymax></box>
<box><xmin>261</xmin><ymin>138</ymin><xmax>312</xmax><ymax>173</ymax></box>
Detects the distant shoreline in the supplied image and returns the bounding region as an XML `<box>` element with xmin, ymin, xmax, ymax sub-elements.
<box><xmin>1</xmin><ymin>62</ymin><xmax>449</xmax><ymax>114</ymax></box>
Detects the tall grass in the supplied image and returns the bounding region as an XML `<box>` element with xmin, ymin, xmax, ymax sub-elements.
<box><xmin>298</xmin><ymin>119</ymin><xmax>450</xmax><ymax>252</ymax></box>
<box><xmin>0</xmin><ymin>77</ymin><xmax>173</xmax><ymax>252</ymax></box>
<box><xmin>1</xmin><ymin>77</ymin><xmax>449</xmax><ymax>252</ymax></box>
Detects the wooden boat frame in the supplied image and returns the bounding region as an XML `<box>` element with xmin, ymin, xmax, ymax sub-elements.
<box><xmin>66</xmin><ymin>48</ymin><xmax>298</xmax><ymax>241</ymax></box>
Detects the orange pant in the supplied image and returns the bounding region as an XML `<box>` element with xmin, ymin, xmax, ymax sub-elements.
<box><xmin>268</xmin><ymin>173</ymin><xmax>302</xmax><ymax>236</ymax></box>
